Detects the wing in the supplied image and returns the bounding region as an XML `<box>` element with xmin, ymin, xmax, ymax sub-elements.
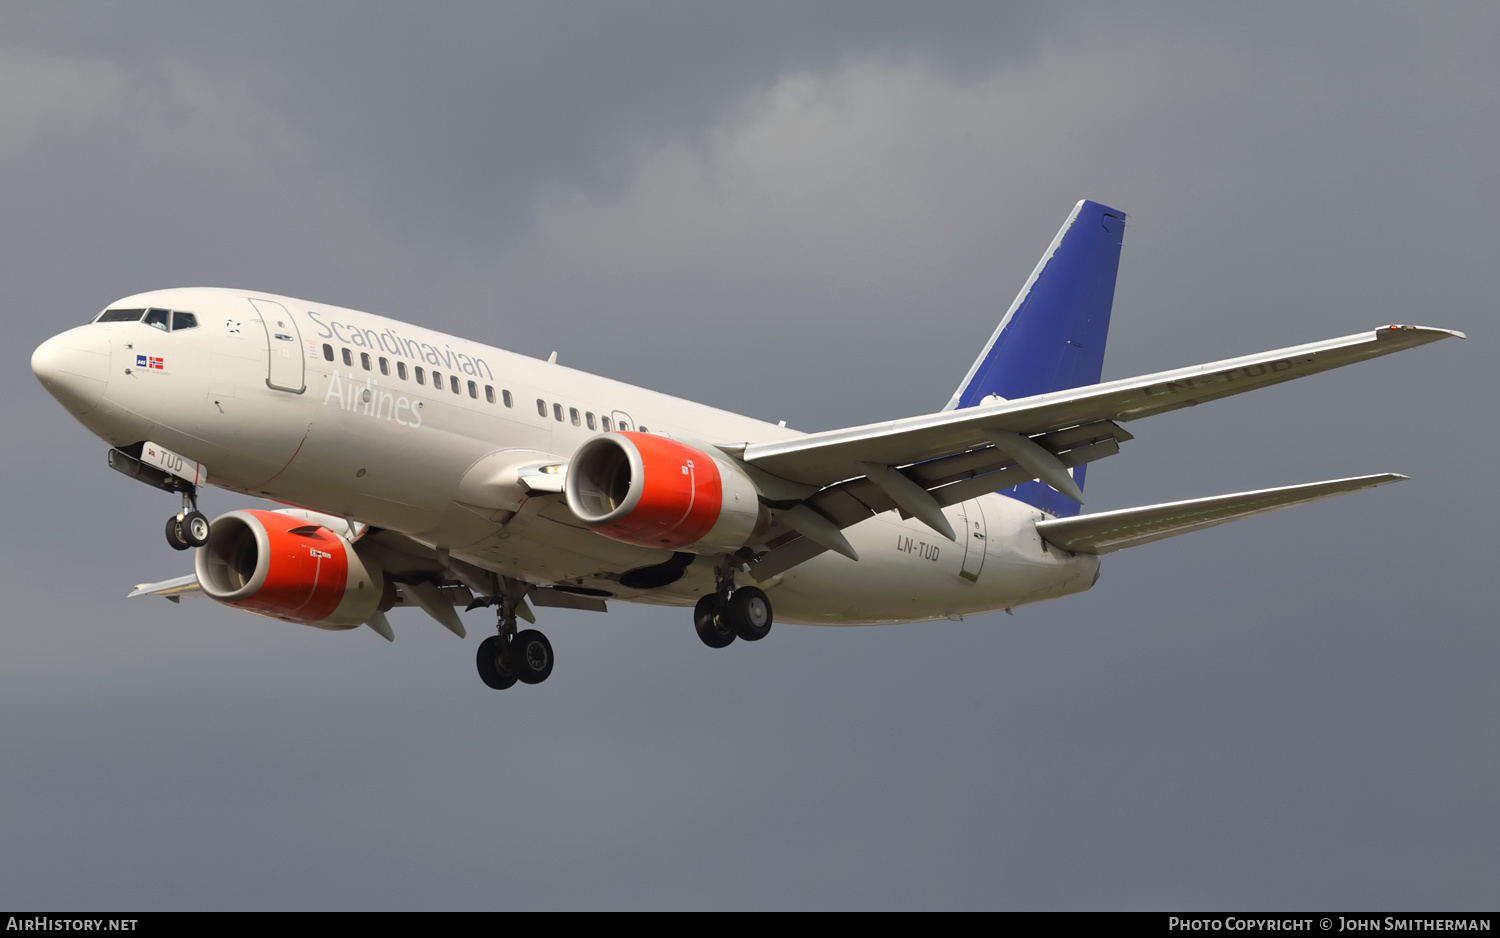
<box><xmin>740</xmin><ymin>325</ymin><xmax>1460</xmax><ymax>486</ymax></box>
<box><xmin>128</xmin><ymin>573</ymin><xmax>202</xmax><ymax>602</ymax></box>
<box><xmin>738</xmin><ymin>326</ymin><xmax>1460</xmax><ymax>578</ymax></box>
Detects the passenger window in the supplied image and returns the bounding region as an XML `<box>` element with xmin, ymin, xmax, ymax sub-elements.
<box><xmin>322</xmin><ymin>344</ymin><xmax>334</xmax><ymax>362</ymax></box>
<box><xmin>451</xmin><ymin>375</ymin><xmax>461</xmax><ymax>394</ymax></box>
<box><xmin>586</xmin><ymin>412</ymin><xmax>596</xmax><ymax>430</ymax></box>
<box><xmin>379</xmin><ymin>357</ymin><xmax>390</xmax><ymax>376</ymax></box>
<box><xmin>397</xmin><ymin>362</ymin><xmax>408</xmax><ymax>380</ymax></box>
<box><xmin>360</xmin><ymin>352</ymin><xmax>371</xmax><ymax>371</ymax></box>
<box><xmin>502</xmin><ymin>389</ymin><xmax>513</xmax><ymax>408</ymax></box>
<box><xmin>570</xmin><ymin>407</ymin><xmax>581</xmax><ymax>426</ymax></box>
<box><xmin>468</xmin><ymin>380</ymin><xmax>477</xmax><ymax>399</ymax></box>
<box><xmin>171</xmin><ymin>311</ymin><xmax>198</xmax><ymax>330</ymax></box>
<box><xmin>143</xmin><ymin>308</ymin><xmax>170</xmax><ymax>332</ymax></box>
<box><xmin>601</xmin><ymin>416</ymin><xmax>611</xmax><ymax>431</ymax></box>
<box><xmin>415</xmin><ymin>366</ymin><xmax>425</xmax><ymax>385</ymax></box>
<box><xmin>342</xmin><ymin>348</ymin><xmax>353</xmax><ymax>366</ymax></box>
<box><xmin>433</xmin><ymin>371</ymin><xmax>442</xmax><ymax>388</ymax></box>
<box><xmin>553</xmin><ymin>403</ymin><xmax>564</xmax><ymax>422</ymax></box>
<box><xmin>536</xmin><ymin>399</ymin><xmax>547</xmax><ymax>417</ymax></box>
<box><xmin>484</xmin><ymin>385</ymin><xmax>495</xmax><ymax>403</ymax></box>
<box><xmin>639</xmin><ymin>426</ymin><xmax>648</xmax><ymax>432</ymax></box>
<box><xmin>96</xmin><ymin>309</ymin><xmax>146</xmax><ymax>323</ymax></box>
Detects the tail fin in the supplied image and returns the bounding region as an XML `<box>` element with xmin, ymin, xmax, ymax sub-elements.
<box><xmin>944</xmin><ymin>199</ymin><xmax>1126</xmax><ymax>517</ymax></box>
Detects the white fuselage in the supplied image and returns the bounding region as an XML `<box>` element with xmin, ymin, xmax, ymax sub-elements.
<box><xmin>38</xmin><ymin>287</ymin><xmax>1099</xmax><ymax>624</ymax></box>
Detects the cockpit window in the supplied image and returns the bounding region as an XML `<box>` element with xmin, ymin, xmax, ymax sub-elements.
<box><xmin>96</xmin><ymin>309</ymin><xmax>146</xmax><ymax>323</ymax></box>
<box><xmin>95</xmin><ymin>307</ymin><xmax>199</xmax><ymax>331</ymax></box>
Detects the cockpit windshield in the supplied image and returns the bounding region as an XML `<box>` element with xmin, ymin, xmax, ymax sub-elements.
<box><xmin>94</xmin><ymin>307</ymin><xmax>198</xmax><ymax>331</ymax></box>
<box><xmin>96</xmin><ymin>308</ymin><xmax>146</xmax><ymax>323</ymax></box>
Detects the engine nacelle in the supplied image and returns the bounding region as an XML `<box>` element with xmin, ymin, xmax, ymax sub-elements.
<box><xmin>566</xmin><ymin>432</ymin><xmax>765</xmax><ymax>553</ymax></box>
<box><xmin>195</xmin><ymin>509</ymin><xmax>390</xmax><ymax>630</ymax></box>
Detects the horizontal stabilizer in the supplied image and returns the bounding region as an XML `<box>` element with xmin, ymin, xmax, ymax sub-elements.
<box><xmin>1035</xmin><ymin>473</ymin><xmax>1406</xmax><ymax>554</ymax></box>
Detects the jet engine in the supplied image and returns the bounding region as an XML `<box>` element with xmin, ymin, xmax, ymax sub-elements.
<box><xmin>194</xmin><ymin>509</ymin><xmax>391</xmax><ymax>630</ymax></box>
<box><xmin>566</xmin><ymin>432</ymin><xmax>766</xmax><ymax>553</ymax></box>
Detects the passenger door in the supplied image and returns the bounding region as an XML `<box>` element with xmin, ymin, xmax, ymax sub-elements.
<box><xmin>248</xmin><ymin>298</ymin><xmax>305</xmax><ymax>393</ymax></box>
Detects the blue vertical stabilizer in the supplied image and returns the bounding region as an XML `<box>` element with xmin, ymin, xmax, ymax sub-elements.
<box><xmin>944</xmin><ymin>199</ymin><xmax>1126</xmax><ymax>517</ymax></box>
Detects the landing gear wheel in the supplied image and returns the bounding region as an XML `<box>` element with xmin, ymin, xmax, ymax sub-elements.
<box><xmin>694</xmin><ymin>594</ymin><xmax>736</xmax><ymax>648</ymax></box>
<box><xmin>182</xmin><ymin>511</ymin><xmax>210</xmax><ymax>548</ymax></box>
<box><xmin>512</xmin><ymin>629</ymin><xmax>554</xmax><ymax>685</ymax></box>
<box><xmin>726</xmin><ymin>586</ymin><xmax>773</xmax><ymax>642</ymax></box>
<box><xmin>165</xmin><ymin>515</ymin><xmax>190</xmax><ymax>551</ymax></box>
<box><xmin>476</xmin><ymin>635</ymin><xmax>518</xmax><ymax>690</ymax></box>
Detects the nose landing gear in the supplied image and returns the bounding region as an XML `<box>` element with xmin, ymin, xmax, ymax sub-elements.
<box><xmin>165</xmin><ymin>488</ymin><xmax>209</xmax><ymax>550</ymax></box>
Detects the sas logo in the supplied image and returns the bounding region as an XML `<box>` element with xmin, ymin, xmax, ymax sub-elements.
<box><xmin>135</xmin><ymin>355</ymin><xmax>164</xmax><ymax>370</ymax></box>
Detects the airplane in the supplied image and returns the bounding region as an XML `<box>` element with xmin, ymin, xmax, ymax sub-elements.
<box><xmin>30</xmin><ymin>200</ymin><xmax>1463</xmax><ymax>690</ymax></box>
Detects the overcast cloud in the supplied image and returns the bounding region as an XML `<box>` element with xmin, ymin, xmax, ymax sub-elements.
<box><xmin>1</xmin><ymin>2</ymin><xmax>1496</xmax><ymax>910</ymax></box>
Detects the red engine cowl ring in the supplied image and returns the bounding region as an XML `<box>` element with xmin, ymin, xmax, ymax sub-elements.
<box><xmin>565</xmin><ymin>432</ymin><xmax>763</xmax><ymax>553</ymax></box>
<box><xmin>194</xmin><ymin>509</ymin><xmax>387</xmax><ymax>629</ymax></box>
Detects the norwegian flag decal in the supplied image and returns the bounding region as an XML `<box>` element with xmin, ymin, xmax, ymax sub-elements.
<box><xmin>136</xmin><ymin>355</ymin><xmax>165</xmax><ymax>370</ymax></box>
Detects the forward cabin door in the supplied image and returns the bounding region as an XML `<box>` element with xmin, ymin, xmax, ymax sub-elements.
<box><xmin>248</xmin><ymin>298</ymin><xmax>305</xmax><ymax>393</ymax></box>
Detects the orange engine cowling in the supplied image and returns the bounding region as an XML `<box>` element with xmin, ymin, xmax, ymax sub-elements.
<box><xmin>565</xmin><ymin>432</ymin><xmax>765</xmax><ymax>553</ymax></box>
<box><xmin>194</xmin><ymin>509</ymin><xmax>390</xmax><ymax>630</ymax></box>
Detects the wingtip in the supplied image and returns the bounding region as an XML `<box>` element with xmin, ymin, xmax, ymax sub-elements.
<box><xmin>1376</xmin><ymin>324</ymin><xmax>1466</xmax><ymax>341</ymax></box>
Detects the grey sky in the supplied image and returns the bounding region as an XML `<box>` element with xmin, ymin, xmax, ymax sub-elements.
<box><xmin>2</xmin><ymin>2</ymin><xmax>1496</xmax><ymax>910</ymax></box>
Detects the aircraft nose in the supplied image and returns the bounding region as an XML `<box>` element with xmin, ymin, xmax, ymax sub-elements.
<box><xmin>32</xmin><ymin>326</ymin><xmax>110</xmax><ymax>415</ymax></box>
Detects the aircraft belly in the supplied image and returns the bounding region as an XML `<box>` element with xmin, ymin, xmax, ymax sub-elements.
<box><xmin>451</xmin><ymin>498</ymin><xmax>676</xmax><ymax>589</ymax></box>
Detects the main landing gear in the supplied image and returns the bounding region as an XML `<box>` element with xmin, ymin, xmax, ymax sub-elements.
<box><xmin>475</xmin><ymin>588</ymin><xmax>554</xmax><ymax>690</ymax></box>
<box><xmin>694</xmin><ymin>559</ymin><xmax>773</xmax><ymax>648</ymax></box>
<box><xmin>164</xmin><ymin>486</ymin><xmax>209</xmax><ymax>551</ymax></box>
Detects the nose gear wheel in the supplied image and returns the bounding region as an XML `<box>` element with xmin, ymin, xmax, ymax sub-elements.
<box><xmin>163</xmin><ymin>486</ymin><xmax>208</xmax><ymax>549</ymax></box>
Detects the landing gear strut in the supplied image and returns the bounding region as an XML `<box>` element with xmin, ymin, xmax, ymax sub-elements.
<box><xmin>694</xmin><ymin>558</ymin><xmax>773</xmax><ymax>648</ymax></box>
<box><xmin>475</xmin><ymin>583</ymin><xmax>555</xmax><ymax>690</ymax></box>
<box><xmin>165</xmin><ymin>487</ymin><xmax>209</xmax><ymax>551</ymax></box>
